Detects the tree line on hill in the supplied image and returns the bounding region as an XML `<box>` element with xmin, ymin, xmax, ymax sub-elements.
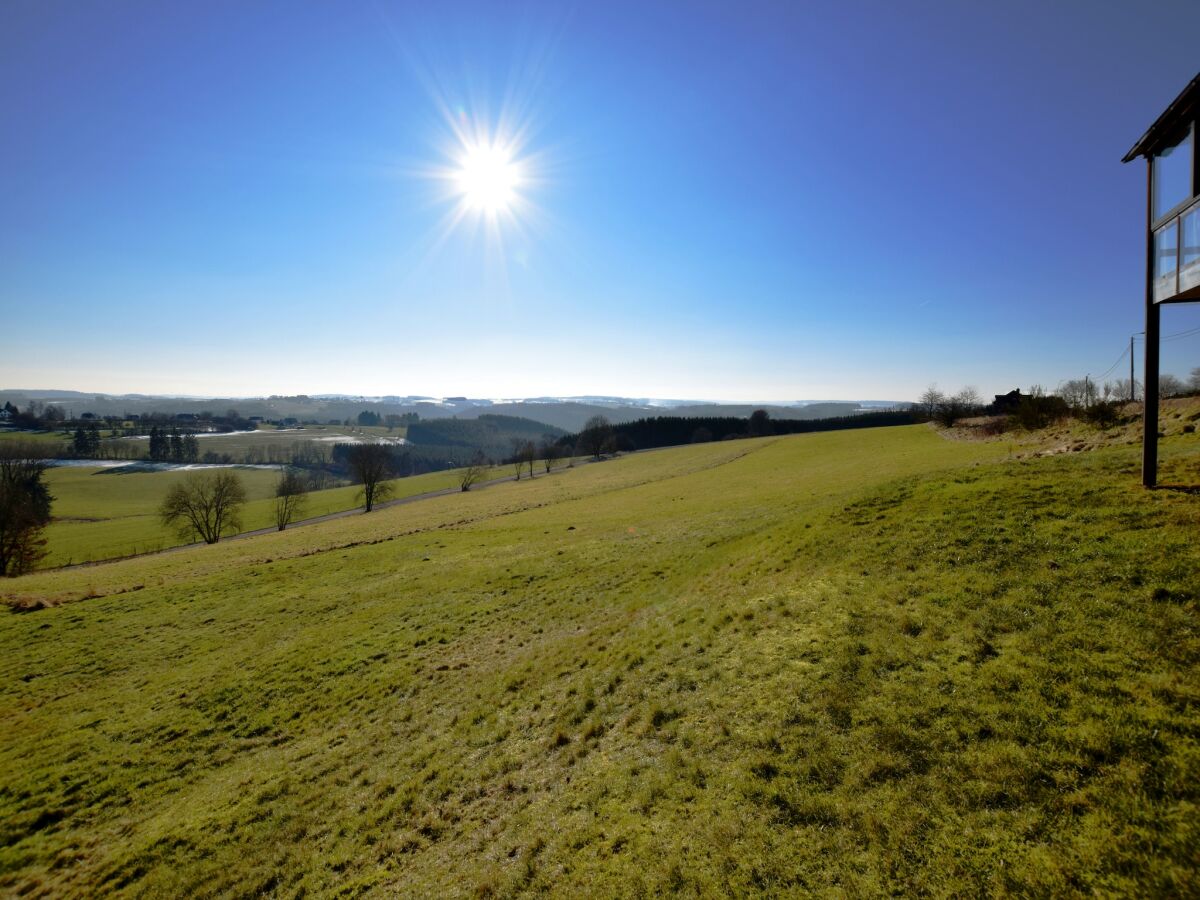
<box><xmin>578</xmin><ymin>408</ymin><xmax>919</xmax><ymax>453</ymax></box>
<box><xmin>918</xmin><ymin>371</ymin><xmax>1200</xmax><ymax>432</ymax></box>
<box><xmin>1</xmin><ymin>402</ymin><xmax>265</xmax><ymax>434</ymax></box>
<box><xmin>147</xmin><ymin>427</ymin><xmax>201</xmax><ymax>463</ymax></box>
<box><xmin>354</xmin><ymin>410</ymin><xmax>417</xmax><ymax>429</ymax></box>
<box><xmin>482</xmin><ymin>407</ymin><xmax>920</xmax><ymax>474</ymax></box>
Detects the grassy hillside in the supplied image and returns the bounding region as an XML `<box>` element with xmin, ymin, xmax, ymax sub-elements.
<box><xmin>39</xmin><ymin>462</ymin><xmax>515</xmax><ymax>569</ymax></box>
<box><xmin>1</xmin><ymin>426</ymin><xmax>1197</xmax><ymax>896</ymax></box>
<box><xmin>41</xmin><ymin>465</ymin><xmax>282</xmax><ymax>566</ymax></box>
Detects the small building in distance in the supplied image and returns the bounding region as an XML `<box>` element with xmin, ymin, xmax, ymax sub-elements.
<box><xmin>989</xmin><ymin>389</ymin><xmax>1027</xmax><ymax>413</ymax></box>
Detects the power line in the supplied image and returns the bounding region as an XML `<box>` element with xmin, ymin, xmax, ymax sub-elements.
<box><xmin>1131</xmin><ymin>324</ymin><xmax>1200</xmax><ymax>342</ymax></box>
<box><xmin>1095</xmin><ymin>345</ymin><xmax>1130</xmax><ymax>382</ymax></box>
<box><xmin>1163</xmin><ymin>324</ymin><xmax>1200</xmax><ymax>343</ymax></box>
<box><xmin>1073</xmin><ymin>323</ymin><xmax>1199</xmax><ymax>392</ymax></box>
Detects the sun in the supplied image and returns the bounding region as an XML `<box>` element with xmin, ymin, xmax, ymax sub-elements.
<box><xmin>454</xmin><ymin>140</ymin><xmax>520</xmax><ymax>214</ymax></box>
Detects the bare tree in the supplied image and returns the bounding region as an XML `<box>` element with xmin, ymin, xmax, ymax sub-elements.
<box><xmin>918</xmin><ymin>385</ymin><xmax>944</xmax><ymax>421</ymax></box>
<box><xmin>510</xmin><ymin>438</ymin><xmax>525</xmax><ymax>480</ymax></box>
<box><xmin>1060</xmin><ymin>379</ymin><xmax>1089</xmax><ymax>411</ymax></box>
<box><xmin>1158</xmin><ymin>373</ymin><xmax>1186</xmax><ymax>399</ymax></box>
<box><xmin>274</xmin><ymin>468</ymin><xmax>308</xmax><ymax>531</ymax></box>
<box><xmin>578</xmin><ymin>415</ymin><xmax>613</xmax><ymax>459</ymax></box>
<box><xmin>159</xmin><ymin>471</ymin><xmax>246</xmax><ymax>544</ymax></box>
<box><xmin>1189</xmin><ymin>367</ymin><xmax>1200</xmax><ymax>393</ymax></box>
<box><xmin>346</xmin><ymin>443</ymin><xmax>393</xmax><ymax>512</ymax></box>
<box><xmin>1106</xmin><ymin>378</ymin><xmax>1142</xmax><ymax>402</ymax></box>
<box><xmin>0</xmin><ymin>443</ymin><xmax>53</xmax><ymax>576</ymax></box>
<box><xmin>460</xmin><ymin>452</ymin><xmax>489</xmax><ymax>492</ymax></box>
<box><xmin>934</xmin><ymin>387</ymin><xmax>981</xmax><ymax>428</ymax></box>
<box><xmin>540</xmin><ymin>437</ymin><xmax>563</xmax><ymax>473</ymax></box>
<box><xmin>956</xmin><ymin>386</ymin><xmax>982</xmax><ymax>410</ymax></box>
<box><xmin>510</xmin><ymin>438</ymin><xmax>535</xmax><ymax>480</ymax></box>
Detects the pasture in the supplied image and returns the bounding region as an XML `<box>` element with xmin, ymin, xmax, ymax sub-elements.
<box><xmin>38</xmin><ymin>462</ymin><xmax>514</xmax><ymax>568</ymax></box>
<box><xmin>0</xmin><ymin>426</ymin><xmax>1197</xmax><ymax>896</ymax></box>
<box><xmin>0</xmin><ymin>429</ymin><xmax>70</xmax><ymax>447</ymax></box>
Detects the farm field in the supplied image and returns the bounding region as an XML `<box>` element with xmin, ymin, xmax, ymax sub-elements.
<box><xmin>112</xmin><ymin>423</ymin><xmax>409</xmax><ymax>460</ymax></box>
<box><xmin>38</xmin><ymin>462</ymin><xmax>515</xmax><ymax>568</ymax></box>
<box><xmin>0</xmin><ymin>429</ymin><xmax>70</xmax><ymax>447</ymax></box>
<box><xmin>1</xmin><ymin>425</ymin><xmax>1198</xmax><ymax>896</ymax></box>
<box><xmin>0</xmin><ymin>423</ymin><xmax>409</xmax><ymax>463</ymax></box>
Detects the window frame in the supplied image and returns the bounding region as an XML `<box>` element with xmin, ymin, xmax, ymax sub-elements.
<box><xmin>1151</xmin><ymin>119</ymin><xmax>1197</xmax><ymax>231</ymax></box>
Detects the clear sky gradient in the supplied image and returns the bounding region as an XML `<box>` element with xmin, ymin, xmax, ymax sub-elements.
<box><xmin>2</xmin><ymin>0</ymin><xmax>1199</xmax><ymax>401</ymax></box>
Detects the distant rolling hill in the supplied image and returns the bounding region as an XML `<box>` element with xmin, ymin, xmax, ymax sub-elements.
<box><xmin>0</xmin><ymin>390</ymin><xmax>909</xmax><ymax>434</ymax></box>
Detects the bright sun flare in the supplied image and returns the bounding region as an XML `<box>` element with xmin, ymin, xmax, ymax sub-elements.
<box><xmin>455</xmin><ymin>141</ymin><xmax>520</xmax><ymax>213</ymax></box>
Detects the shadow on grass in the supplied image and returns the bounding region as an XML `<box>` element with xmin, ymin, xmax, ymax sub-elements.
<box><xmin>1152</xmin><ymin>483</ymin><xmax>1200</xmax><ymax>494</ymax></box>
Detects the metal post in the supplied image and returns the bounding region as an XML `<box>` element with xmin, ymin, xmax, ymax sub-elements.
<box><xmin>1143</xmin><ymin>157</ymin><xmax>1160</xmax><ymax>487</ymax></box>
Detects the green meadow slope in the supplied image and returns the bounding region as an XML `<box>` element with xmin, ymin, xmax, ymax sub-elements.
<box><xmin>1</xmin><ymin>426</ymin><xmax>1197</xmax><ymax>896</ymax></box>
<box><xmin>38</xmin><ymin>462</ymin><xmax>515</xmax><ymax>569</ymax></box>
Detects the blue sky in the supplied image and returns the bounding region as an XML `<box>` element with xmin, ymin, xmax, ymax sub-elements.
<box><xmin>2</xmin><ymin>0</ymin><xmax>1198</xmax><ymax>401</ymax></box>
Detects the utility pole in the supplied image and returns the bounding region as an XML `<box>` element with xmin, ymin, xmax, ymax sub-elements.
<box><xmin>1130</xmin><ymin>331</ymin><xmax>1144</xmax><ymax>401</ymax></box>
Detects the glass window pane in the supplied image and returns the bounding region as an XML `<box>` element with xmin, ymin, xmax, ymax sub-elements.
<box><xmin>1154</xmin><ymin>221</ymin><xmax>1178</xmax><ymax>302</ymax></box>
<box><xmin>1153</xmin><ymin>128</ymin><xmax>1193</xmax><ymax>220</ymax></box>
<box><xmin>1180</xmin><ymin>207</ymin><xmax>1200</xmax><ymax>294</ymax></box>
<box><xmin>1155</xmin><ymin>222</ymin><xmax>1178</xmax><ymax>278</ymax></box>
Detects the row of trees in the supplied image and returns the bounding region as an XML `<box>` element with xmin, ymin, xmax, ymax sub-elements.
<box><xmin>2</xmin><ymin>401</ymin><xmax>65</xmax><ymax>429</ymax></box>
<box><xmin>507</xmin><ymin>436</ymin><xmax>569</xmax><ymax>480</ymax></box>
<box><xmin>71</xmin><ymin>423</ymin><xmax>102</xmax><ymax>456</ymax></box>
<box><xmin>568</xmin><ymin>409</ymin><xmax>920</xmax><ymax>455</ymax></box>
<box><xmin>1</xmin><ymin>402</ymin><xmax>269</xmax><ymax>434</ymax></box>
<box><xmin>148</xmin><ymin>426</ymin><xmax>201</xmax><ymax>463</ymax></box>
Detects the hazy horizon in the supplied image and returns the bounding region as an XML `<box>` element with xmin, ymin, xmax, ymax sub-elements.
<box><xmin>0</xmin><ymin>386</ymin><xmax>912</xmax><ymax>407</ymax></box>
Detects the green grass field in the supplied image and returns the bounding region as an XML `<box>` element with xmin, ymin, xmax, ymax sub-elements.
<box><xmin>1</xmin><ymin>426</ymin><xmax>1197</xmax><ymax>896</ymax></box>
<box><xmin>0</xmin><ymin>429</ymin><xmax>70</xmax><ymax>446</ymax></box>
<box><xmin>40</xmin><ymin>465</ymin><xmax>283</xmax><ymax>566</ymax></box>
<box><xmin>38</xmin><ymin>461</ymin><xmax>516</xmax><ymax>568</ymax></box>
